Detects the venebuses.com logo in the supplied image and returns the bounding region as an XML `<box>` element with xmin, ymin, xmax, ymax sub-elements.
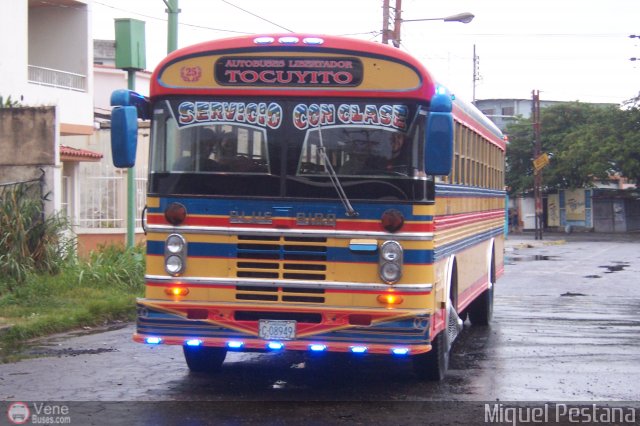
<box><xmin>7</xmin><ymin>402</ymin><xmax>71</xmax><ymax>425</ymax></box>
<box><xmin>7</xmin><ymin>402</ymin><xmax>30</xmax><ymax>425</ymax></box>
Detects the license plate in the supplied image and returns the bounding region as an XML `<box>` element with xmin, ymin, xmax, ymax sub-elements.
<box><xmin>259</xmin><ymin>320</ymin><xmax>296</xmax><ymax>340</ymax></box>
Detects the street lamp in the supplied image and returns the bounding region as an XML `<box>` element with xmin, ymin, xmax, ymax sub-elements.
<box><xmin>402</xmin><ymin>12</ymin><xmax>475</xmax><ymax>24</ymax></box>
<box><xmin>385</xmin><ymin>10</ymin><xmax>475</xmax><ymax>47</ymax></box>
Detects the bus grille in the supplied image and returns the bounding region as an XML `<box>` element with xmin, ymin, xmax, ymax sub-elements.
<box><xmin>236</xmin><ymin>235</ymin><xmax>327</xmax><ymax>281</ymax></box>
<box><xmin>235</xmin><ymin>285</ymin><xmax>326</xmax><ymax>304</ymax></box>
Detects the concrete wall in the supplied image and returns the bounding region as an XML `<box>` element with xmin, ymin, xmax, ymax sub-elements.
<box><xmin>0</xmin><ymin>106</ymin><xmax>60</xmax><ymax>216</ymax></box>
<box><xmin>77</xmin><ymin>231</ymin><xmax>145</xmax><ymax>257</ymax></box>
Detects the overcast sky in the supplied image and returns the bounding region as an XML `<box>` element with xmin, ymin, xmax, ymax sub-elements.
<box><xmin>92</xmin><ymin>0</ymin><xmax>640</xmax><ymax>105</ymax></box>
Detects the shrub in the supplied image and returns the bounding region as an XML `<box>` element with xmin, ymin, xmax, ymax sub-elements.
<box><xmin>0</xmin><ymin>182</ymin><xmax>74</xmax><ymax>291</ymax></box>
<box><xmin>74</xmin><ymin>244</ymin><xmax>145</xmax><ymax>291</ymax></box>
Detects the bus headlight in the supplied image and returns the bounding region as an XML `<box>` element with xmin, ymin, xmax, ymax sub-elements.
<box><xmin>165</xmin><ymin>234</ymin><xmax>187</xmax><ymax>276</ymax></box>
<box><xmin>165</xmin><ymin>255</ymin><xmax>184</xmax><ymax>275</ymax></box>
<box><xmin>166</xmin><ymin>234</ymin><xmax>185</xmax><ymax>253</ymax></box>
<box><xmin>380</xmin><ymin>261</ymin><xmax>402</xmax><ymax>283</ymax></box>
<box><xmin>381</xmin><ymin>240</ymin><xmax>402</xmax><ymax>261</ymax></box>
<box><xmin>379</xmin><ymin>240</ymin><xmax>403</xmax><ymax>284</ymax></box>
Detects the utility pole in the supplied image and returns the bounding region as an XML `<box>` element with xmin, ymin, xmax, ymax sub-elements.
<box><xmin>472</xmin><ymin>44</ymin><xmax>480</xmax><ymax>103</ymax></box>
<box><xmin>532</xmin><ymin>90</ymin><xmax>543</xmax><ymax>240</ymax></box>
<box><xmin>382</xmin><ymin>0</ymin><xmax>390</xmax><ymax>44</ymax></box>
<box><xmin>382</xmin><ymin>0</ymin><xmax>402</xmax><ymax>47</ymax></box>
<box><xmin>114</xmin><ymin>19</ymin><xmax>146</xmax><ymax>248</ymax></box>
<box><xmin>392</xmin><ymin>0</ymin><xmax>402</xmax><ymax>48</ymax></box>
<box><xmin>164</xmin><ymin>0</ymin><xmax>180</xmax><ymax>54</ymax></box>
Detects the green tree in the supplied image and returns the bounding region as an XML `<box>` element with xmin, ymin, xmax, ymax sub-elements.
<box><xmin>600</xmin><ymin>107</ymin><xmax>640</xmax><ymax>184</ymax></box>
<box><xmin>504</xmin><ymin>102</ymin><xmax>639</xmax><ymax>195</ymax></box>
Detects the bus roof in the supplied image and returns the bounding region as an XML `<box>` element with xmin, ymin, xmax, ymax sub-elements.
<box><xmin>151</xmin><ymin>33</ymin><xmax>437</xmax><ymax>100</ymax></box>
<box><xmin>150</xmin><ymin>33</ymin><xmax>504</xmax><ymax>149</ymax></box>
<box><xmin>453</xmin><ymin>95</ymin><xmax>506</xmax><ymax>150</ymax></box>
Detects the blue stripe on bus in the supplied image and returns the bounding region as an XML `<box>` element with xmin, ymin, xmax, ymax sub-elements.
<box><xmin>148</xmin><ymin>241</ymin><xmax>435</xmax><ymax>264</ymax></box>
<box><xmin>149</xmin><ymin>228</ymin><xmax>503</xmax><ymax>264</ymax></box>
<box><xmin>147</xmin><ymin>198</ymin><xmax>427</xmax><ymax>220</ymax></box>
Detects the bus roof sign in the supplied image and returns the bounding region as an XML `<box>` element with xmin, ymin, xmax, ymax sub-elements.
<box><xmin>156</xmin><ymin>53</ymin><xmax>421</xmax><ymax>93</ymax></box>
<box><xmin>214</xmin><ymin>56</ymin><xmax>364</xmax><ymax>87</ymax></box>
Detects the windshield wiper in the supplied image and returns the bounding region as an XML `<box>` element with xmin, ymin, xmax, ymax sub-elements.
<box><xmin>317</xmin><ymin>130</ymin><xmax>359</xmax><ymax>217</ymax></box>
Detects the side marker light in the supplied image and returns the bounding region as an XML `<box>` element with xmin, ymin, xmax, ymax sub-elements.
<box><xmin>309</xmin><ymin>344</ymin><xmax>327</xmax><ymax>352</ymax></box>
<box><xmin>267</xmin><ymin>342</ymin><xmax>284</xmax><ymax>350</ymax></box>
<box><xmin>227</xmin><ymin>341</ymin><xmax>244</xmax><ymax>349</ymax></box>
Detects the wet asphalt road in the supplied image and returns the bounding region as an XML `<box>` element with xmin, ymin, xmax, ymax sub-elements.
<box><xmin>1</xmin><ymin>232</ymin><xmax>639</xmax><ymax>424</ymax></box>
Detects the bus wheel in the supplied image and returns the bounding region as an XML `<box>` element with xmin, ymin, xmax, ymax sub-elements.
<box><xmin>183</xmin><ymin>345</ymin><xmax>227</xmax><ymax>373</ymax></box>
<box><xmin>413</xmin><ymin>301</ymin><xmax>461</xmax><ymax>381</ymax></box>
<box><xmin>468</xmin><ymin>284</ymin><xmax>494</xmax><ymax>326</ymax></box>
<box><xmin>468</xmin><ymin>257</ymin><xmax>495</xmax><ymax>326</ymax></box>
<box><xmin>413</xmin><ymin>328</ymin><xmax>449</xmax><ymax>381</ymax></box>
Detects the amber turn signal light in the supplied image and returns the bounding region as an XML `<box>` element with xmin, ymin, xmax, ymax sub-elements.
<box><xmin>165</xmin><ymin>287</ymin><xmax>189</xmax><ymax>297</ymax></box>
<box><xmin>377</xmin><ymin>293</ymin><xmax>404</xmax><ymax>305</ymax></box>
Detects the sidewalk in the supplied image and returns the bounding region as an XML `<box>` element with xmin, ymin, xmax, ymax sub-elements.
<box><xmin>505</xmin><ymin>230</ymin><xmax>640</xmax><ymax>249</ymax></box>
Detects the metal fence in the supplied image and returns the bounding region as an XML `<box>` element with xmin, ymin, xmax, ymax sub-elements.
<box><xmin>77</xmin><ymin>163</ymin><xmax>147</xmax><ymax>230</ymax></box>
<box><xmin>28</xmin><ymin>65</ymin><xmax>87</xmax><ymax>92</ymax></box>
<box><xmin>0</xmin><ymin>174</ymin><xmax>46</xmax><ymax>234</ymax></box>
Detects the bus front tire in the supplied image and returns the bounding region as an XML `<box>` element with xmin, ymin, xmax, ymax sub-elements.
<box><xmin>467</xmin><ymin>284</ymin><xmax>494</xmax><ymax>326</ymax></box>
<box><xmin>183</xmin><ymin>345</ymin><xmax>227</xmax><ymax>373</ymax></box>
<box><xmin>413</xmin><ymin>329</ymin><xmax>449</xmax><ymax>381</ymax></box>
<box><xmin>467</xmin><ymin>256</ymin><xmax>495</xmax><ymax>326</ymax></box>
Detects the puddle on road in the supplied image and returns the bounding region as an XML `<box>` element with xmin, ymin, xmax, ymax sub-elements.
<box><xmin>560</xmin><ymin>292</ymin><xmax>588</xmax><ymax>297</ymax></box>
<box><xmin>506</xmin><ymin>255</ymin><xmax>558</xmax><ymax>264</ymax></box>
<box><xmin>598</xmin><ymin>262</ymin><xmax>630</xmax><ymax>273</ymax></box>
<box><xmin>25</xmin><ymin>346</ymin><xmax>118</xmax><ymax>358</ymax></box>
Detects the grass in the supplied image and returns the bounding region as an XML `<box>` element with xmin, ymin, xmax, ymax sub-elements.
<box><xmin>0</xmin><ymin>244</ymin><xmax>145</xmax><ymax>361</ymax></box>
<box><xmin>0</xmin><ymin>181</ymin><xmax>145</xmax><ymax>360</ymax></box>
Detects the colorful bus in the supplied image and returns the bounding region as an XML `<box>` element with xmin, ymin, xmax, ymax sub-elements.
<box><xmin>111</xmin><ymin>34</ymin><xmax>506</xmax><ymax>380</ymax></box>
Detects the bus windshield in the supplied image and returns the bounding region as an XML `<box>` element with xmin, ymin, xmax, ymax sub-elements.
<box><xmin>151</xmin><ymin>100</ymin><xmax>271</xmax><ymax>175</ymax></box>
<box><xmin>297</xmin><ymin>125</ymin><xmax>420</xmax><ymax>177</ymax></box>
<box><xmin>149</xmin><ymin>98</ymin><xmax>429</xmax><ymax>201</ymax></box>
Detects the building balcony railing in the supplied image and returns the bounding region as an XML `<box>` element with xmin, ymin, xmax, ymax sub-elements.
<box><xmin>28</xmin><ymin>65</ymin><xmax>87</xmax><ymax>92</ymax></box>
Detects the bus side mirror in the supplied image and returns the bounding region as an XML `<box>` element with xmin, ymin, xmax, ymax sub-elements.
<box><xmin>111</xmin><ymin>106</ymin><xmax>138</xmax><ymax>168</ymax></box>
<box><xmin>110</xmin><ymin>89</ymin><xmax>149</xmax><ymax>168</ymax></box>
<box><xmin>425</xmin><ymin>93</ymin><xmax>453</xmax><ymax>176</ymax></box>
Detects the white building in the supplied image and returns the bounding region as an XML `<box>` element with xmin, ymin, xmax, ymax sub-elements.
<box><xmin>0</xmin><ymin>0</ymin><xmax>150</xmax><ymax>254</ymax></box>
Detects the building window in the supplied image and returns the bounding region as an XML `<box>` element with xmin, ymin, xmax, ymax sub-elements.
<box><xmin>501</xmin><ymin>106</ymin><xmax>515</xmax><ymax>116</ymax></box>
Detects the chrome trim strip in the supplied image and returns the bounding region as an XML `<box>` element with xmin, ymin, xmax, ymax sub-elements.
<box><xmin>146</xmin><ymin>225</ymin><xmax>434</xmax><ymax>241</ymax></box>
<box><xmin>139</xmin><ymin>298</ymin><xmax>433</xmax><ymax>315</ymax></box>
<box><xmin>145</xmin><ymin>275</ymin><xmax>433</xmax><ymax>293</ymax></box>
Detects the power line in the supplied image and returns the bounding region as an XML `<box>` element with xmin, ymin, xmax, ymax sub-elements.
<box><xmin>93</xmin><ymin>1</ymin><xmax>252</xmax><ymax>35</ymax></box>
<box><xmin>219</xmin><ymin>0</ymin><xmax>294</xmax><ymax>33</ymax></box>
